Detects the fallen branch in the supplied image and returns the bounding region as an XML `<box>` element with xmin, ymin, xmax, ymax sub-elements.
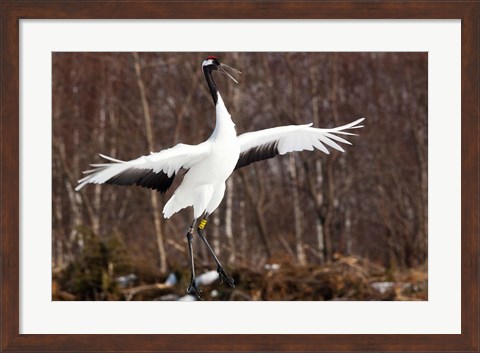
<box><xmin>122</xmin><ymin>283</ymin><xmax>172</xmax><ymax>301</ymax></box>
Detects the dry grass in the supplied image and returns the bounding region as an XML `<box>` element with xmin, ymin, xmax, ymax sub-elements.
<box><xmin>53</xmin><ymin>254</ymin><xmax>427</xmax><ymax>301</ymax></box>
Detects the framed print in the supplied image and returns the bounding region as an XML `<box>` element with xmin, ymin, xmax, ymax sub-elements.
<box><xmin>1</xmin><ymin>1</ymin><xmax>478</xmax><ymax>352</ymax></box>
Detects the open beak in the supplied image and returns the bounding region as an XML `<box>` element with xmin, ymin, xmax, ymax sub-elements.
<box><xmin>219</xmin><ymin>63</ymin><xmax>242</xmax><ymax>83</ymax></box>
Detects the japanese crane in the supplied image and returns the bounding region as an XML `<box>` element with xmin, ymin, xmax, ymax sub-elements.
<box><xmin>76</xmin><ymin>56</ymin><xmax>364</xmax><ymax>297</ymax></box>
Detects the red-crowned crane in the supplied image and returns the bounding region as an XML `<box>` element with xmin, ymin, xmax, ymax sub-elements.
<box><xmin>76</xmin><ymin>56</ymin><xmax>364</xmax><ymax>297</ymax></box>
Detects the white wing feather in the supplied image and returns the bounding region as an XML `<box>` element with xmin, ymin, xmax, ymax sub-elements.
<box><xmin>237</xmin><ymin>118</ymin><xmax>364</xmax><ymax>156</ymax></box>
<box><xmin>75</xmin><ymin>142</ymin><xmax>210</xmax><ymax>191</ymax></box>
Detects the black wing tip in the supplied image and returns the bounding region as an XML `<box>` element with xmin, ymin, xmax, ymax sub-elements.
<box><xmin>234</xmin><ymin>141</ymin><xmax>279</xmax><ymax>171</ymax></box>
<box><xmin>105</xmin><ymin>168</ymin><xmax>176</xmax><ymax>193</ymax></box>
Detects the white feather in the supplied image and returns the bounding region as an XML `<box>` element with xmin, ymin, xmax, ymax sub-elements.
<box><xmin>75</xmin><ymin>142</ymin><xmax>210</xmax><ymax>191</ymax></box>
<box><xmin>237</xmin><ymin>118</ymin><xmax>364</xmax><ymax>156</ymax></box>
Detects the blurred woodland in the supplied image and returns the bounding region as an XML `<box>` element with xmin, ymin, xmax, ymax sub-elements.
<box><xmin>52</xmin><ymin>52</ymin><xmax>427</xmax><ymax>301</ymax></box>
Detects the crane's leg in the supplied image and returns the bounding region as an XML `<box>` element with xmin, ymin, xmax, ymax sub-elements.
<box><xmin>196</xmin><ymin>213</ymin><xmax>235</xmax><ymax>288</ymax></box>
<box><xmin>186</xmin><ymin>220</ymin><xmax>202</xmax><ymax>299</ymax></box>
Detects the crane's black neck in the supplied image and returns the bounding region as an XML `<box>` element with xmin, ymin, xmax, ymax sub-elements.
<box><xmin>203</xmin><ymin>66</ymin><xmax>218</xmax><ymax>106</ymax></box>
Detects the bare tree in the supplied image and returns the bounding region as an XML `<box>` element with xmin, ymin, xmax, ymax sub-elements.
<box><xmin>132</xmin><ymin>52</ymin><xmax>167</xmax><ymax>273</ymax></box>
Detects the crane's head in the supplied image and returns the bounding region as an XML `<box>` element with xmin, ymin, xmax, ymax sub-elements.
<box><xmin>202</xmin><ymin>56</ymin><xmax>241</xmax><ymax>84</ymax></box>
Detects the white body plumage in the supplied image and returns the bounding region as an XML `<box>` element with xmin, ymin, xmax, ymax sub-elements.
<box><xmin>162</xmin><ymin>94</ymin><xmax>239</xmax><ymax>219</ymax></box>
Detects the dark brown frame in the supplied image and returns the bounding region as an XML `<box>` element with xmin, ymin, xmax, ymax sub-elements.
<box><xmin>1</xmin><ymin>1</ymin><xmax>478</xmax><ymax>352</ymax></box>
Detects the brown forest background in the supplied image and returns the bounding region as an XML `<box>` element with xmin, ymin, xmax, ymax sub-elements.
<box><xmin>52</xmin><ymin>52</ymin><xmax>427</xmax><ymax>301</ymax></box>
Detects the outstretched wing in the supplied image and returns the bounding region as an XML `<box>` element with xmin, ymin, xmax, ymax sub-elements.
<box><xmin>75</xmin><ymin>142</ymin><xmax>210</xmax><ymax>193</ymax></box>
<box><xmin>235</xmin><ymin>118</ymin><xmax>364</xmax><ymax>170</ymax></box>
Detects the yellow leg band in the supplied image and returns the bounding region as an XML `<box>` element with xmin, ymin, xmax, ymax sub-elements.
<box><xmin>198</xmin><ymin>219</ymin><xmax>207</xmax><ymax>230</ymax></box>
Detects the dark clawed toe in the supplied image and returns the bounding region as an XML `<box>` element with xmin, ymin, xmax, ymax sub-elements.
<box><xmin>187</xmin><ymin>281</ymin><xmax>203</xmax><ymax>300</ymax></box>
<box><xmin>217</xmin><ymin>266</ymin><xmax>235</xmax><ymax>288</ymax></box>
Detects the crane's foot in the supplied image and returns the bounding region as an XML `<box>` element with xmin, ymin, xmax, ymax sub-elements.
<box><xmin>217</xmin><ymin>266</ymin><xmax>235</xmax><ymax>288</ymax></box>
<box><xmin>187</xmin><ymin>278</ymin><xmax>203</xmax><ymax>300</ymax></box>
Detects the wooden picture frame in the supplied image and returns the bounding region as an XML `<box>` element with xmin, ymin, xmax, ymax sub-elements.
<box><xmin>1</xmin><ymin>1</ymin><xmax>478</xmax><ymax>352</ymax></box>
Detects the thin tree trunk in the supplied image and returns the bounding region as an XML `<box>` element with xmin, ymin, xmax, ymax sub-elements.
<box><xmin>239</xmin><ymin>170</ymin><xmax>272</xmax><ymax>260</ymax></box>
<box><xmin>53</xmin><ymin>189</ymin><xmax>64</xmax><ymax>268</ymax></box>
<box><xmin>322</xmin><ymin>54</ymin><xmax>341</xmax><ymax>262</ymax></box>
<box><xmin>173</xmin><ymin>61</ymin><xmax>201</xmax><ymax>143</ymax></box>
<box><xmin>132</xmin><ymin>52</ymin><xmax>167</xmax><ymax>273</ymax></box>
<box><xmin>285</xmin><ymin>54</ymin><xmax>306</xmax><ymax>265</ymax></box>
<box><xmin>224</xmin><ymin>56</ymin><xmax>240</xmax><ymax>264</ymax></box>
<box><xmin>52</xmin><ymin>82</ymin><xmax>66</xmax><ymax>268</ymax></box>
<box><xmin>239</xmin><ymin>199</ymin><xmax>247</xmax><ymax>266</ymax></box>
<box><xmin>289</xmin><ymin>155</ymin><xmax>306</xmax><ymax>265</ymax></box>
<box><xmin>345</xmin><ymin>208</ymin><xmax>352</xmax><ymax>255</ymax></box>
<box><xmin>308</xmin><ymin>57</ymin><xmax>326</xmax><ymax>263</ymax></box>
<box><xmin>212</xmin><ymin>212</ymin><xmax>221</xmax><ymax>256</ymax></box>
<box><xmin>108</xmin><ymin>77</ymin><xmax>118</xmax><ymax>228</ymax></box>
<box><xmin>405</xmin><ymin>66</ymin><xmax>428</xmax><ymax>265</ymax></box>
<box><xmin>314</xmin><ymin>161</ymin><xmax>325</xmax><ymax>262</ymax></box>
<box><xmin>225</xmin><ymin>178</ymin><xmax>235</xmax><ymax>263</ymax></box>
<box><xmin>92</xmin><ymin>78</ymin><xmax>106</xmax><ymax>236</ymax></box>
